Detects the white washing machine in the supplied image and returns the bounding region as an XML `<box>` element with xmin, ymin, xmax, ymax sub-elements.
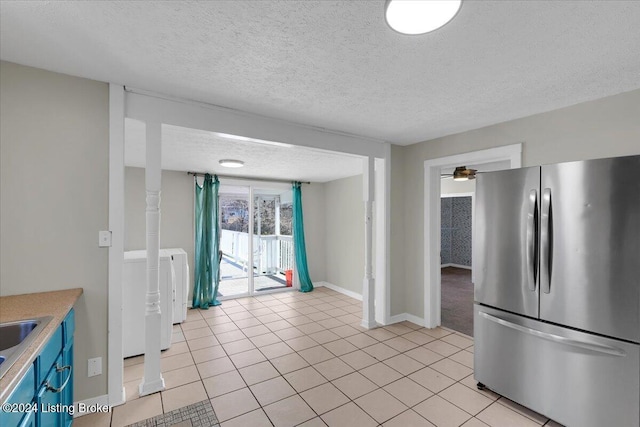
<box><xmin>122</xmin><ymin>250</ymin><xmax>174</xmax><ymax>358</ymax></box>
<box><xmin>160</xmin><ymin>248</ymin><xmax>189</xmax><ymax>324</ymax></box>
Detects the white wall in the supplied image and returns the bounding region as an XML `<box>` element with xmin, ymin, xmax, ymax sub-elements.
<box><xmin>389</xmin><ymin>146</ymin><xmax>405</xmax><ymax>316</ymax></box>
<box><xmin>0</xmin><ymin>61</ymin><xmax>109</xmax><ymax>401</ymax></box>
<box><xmin>323</xmin><ymin>175</ymin><xmax>364</xmax><ymax>295</ymax></box>
<box><xmin>440</xmin><ymin>177</ymin><xmax>476</xmax><ymax>195</ymax></box>
<box><xmin>125</xmin><ymin>167</ymin><xmax>195</xmax><ymax>297</ymax></box>
<box><xmin>393</xmin><ymin>88</ymin><xmax>640</xmax><ymax>318</ymax></box>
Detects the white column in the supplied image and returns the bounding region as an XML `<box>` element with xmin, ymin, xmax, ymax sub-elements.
<box><xmin>275</xmin><ymin>196</ymin><xmax>281</xmax><ymax>236</ymax></box>
<box><xmin>139</xmin><ymin>121</ymin><xmax>165</xmax><ymax>396</ymax></box>
<box><xmin>108</xmin><ymin>84</ymin><xmax>126</xmax><ymax>406</ymax></box>
<box><xmin>362</xmin><ymin>156</ymin><xmax>376</xmax><ymax>329</ymax></box>
<box><xmin>256</xmin><ymin>195</ymin><xmax>262</xmax><ymax>275</ymax></box>
<box><xmin>275</xmin><ymin>196</ymin><xmax>281</xmax><ymax>273</ymax></box>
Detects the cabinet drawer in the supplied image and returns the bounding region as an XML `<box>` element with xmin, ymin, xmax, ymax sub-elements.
<box><xmin>0</xmin><ymin>363</ymin><xmax>35</xmax><ymax>427</ymax></box>
<box><xmin>37</xmin><ymin>325</ymin><xmax>62</xmax><ymax>382</ymax></box>
<box><xmin>474</xmin><ymin>305</ymin><xmax>640</xmax><ymax>427</ymax></box>
<box><xmin>63</xmin><ymin>309</ymin><xmax>75</xmax><ymax>347</ymax></box>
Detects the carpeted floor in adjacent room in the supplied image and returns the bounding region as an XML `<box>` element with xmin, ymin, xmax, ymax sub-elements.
<box><xmin>441</xmin><ymin>267</ymin><xmax>474</xmax><ymax>337</ymax></box>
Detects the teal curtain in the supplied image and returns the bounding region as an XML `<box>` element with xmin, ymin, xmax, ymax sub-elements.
<box><xmin>292</xmin><ymin>182</ymin><xmax>314</xmax><ymax>292</ymax></box>
<box><xmin>193</xmin><ymin>174</ymin><xmax>221</xmax><ymax>308</ymax></box>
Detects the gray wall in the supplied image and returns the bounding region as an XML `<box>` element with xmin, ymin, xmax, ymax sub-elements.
<box><xmin>125</xmin><ymin>167</ymin><xmax>195</xmax><ymax>298</ymax></box>
<box><xmin>323</xmin><ymin>175</ymin><xmax>364</xmax><ymax>295</ymax></box>
<box><xmin>300</xmin><ymin>183</ymin><xmax>327</xmax><ymax>283</ymax></box>
<box><xmin>0</xmin><ymin>61</ymin><xmax>109</xmax><ymax>401</ymax></box>
<box><xmin>440</xmin><ymin>197</ymin><xmax>472</xmax><ymax>267</ymax></box>
<box><xmin>393</xmin><ymin>88</ymin><xmax>640</xmax><ymax>318</ymax></box>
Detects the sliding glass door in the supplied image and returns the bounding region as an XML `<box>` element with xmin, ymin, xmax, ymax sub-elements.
<box><xmin>252</xmin><ymin>189</ymin><xmax>294</xmax><ymax>292</ymax></box>
<box><xmin>218</xmin><ymin>183</ymin><xmax>294</xmax><ymax>299</ymax></box>
<box><xmin>218</xmin><ymin>185</ymin><xmax>251</xmax><ymax>297</ymax></box>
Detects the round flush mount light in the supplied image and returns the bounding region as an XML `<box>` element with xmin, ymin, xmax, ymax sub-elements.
<box><xmin>385</xmin><ymin>0</ymin><xmax>462</xmax><ymax>35</ymax></box>
<box><xmin>219</xmin><ymin>159</ymin><xmax>244</xmax><ymax>168</ymax></box>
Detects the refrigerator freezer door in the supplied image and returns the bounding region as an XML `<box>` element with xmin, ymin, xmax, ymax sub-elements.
<box><xmin>540</xmin><ymin>155</ymin><xmax>640</xmax><ymax>342</ymax></box>
<box><xmin>474</xmin><ymin>166</ymin><xmax>540</xmax><ymax>318</ymax></box>
<box><xmin>474</xmin><ymin>305</ymin><xmax>639</xmax><ymax>427</ymax></box>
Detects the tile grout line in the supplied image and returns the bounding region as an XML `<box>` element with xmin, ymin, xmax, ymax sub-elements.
<box><xmin>120</xmin><ymin>288</ymin><xmax>549</xmax><ymax>427</ymax></box>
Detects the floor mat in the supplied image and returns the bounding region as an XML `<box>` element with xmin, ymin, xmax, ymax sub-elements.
<box><xmin>126</xmin><ymin>400</ymin><xmax>219</xmax><ymax>427</ymax></box>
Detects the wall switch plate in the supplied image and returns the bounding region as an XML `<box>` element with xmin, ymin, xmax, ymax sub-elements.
<box><xmin>98</xmin><ymin>230</ymin><xmax>112</xmax><ymax>247</ymax></box>
<box><xmin>88</xmin><ymin>357</ymin><xmax>102</xmax><ymax>377</ymax></box>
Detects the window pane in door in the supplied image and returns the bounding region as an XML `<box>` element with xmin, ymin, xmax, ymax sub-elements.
<box><xmin>219</xmin><ymin>186</ymin><xmax>250</xmax><ymax>297</ymax></box>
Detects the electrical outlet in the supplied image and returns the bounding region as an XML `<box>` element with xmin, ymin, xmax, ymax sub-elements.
<box><xmin>88</xmin><ymin>357</ymin><xmax>102</xmax><ymax>377</ymax></box>
<box><xmin>98</xmin><ymin>230</ymin><xmax>112</xmax><ymax>247</ymax></box>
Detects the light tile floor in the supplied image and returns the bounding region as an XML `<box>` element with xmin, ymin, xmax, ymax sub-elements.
<box><xmin>74</xmin><ymin>287</ymin><xmax>563</xmax><ymax>427</ymax></box>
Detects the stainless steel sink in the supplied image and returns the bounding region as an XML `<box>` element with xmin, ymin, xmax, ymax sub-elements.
<box><xmin>0</xmin><ymin>316</ymin><xmax>52</xmax><ymax>378</ymax></box>
<box><xmin>0</xmin><ymin>321</ymin><xmax>39</xmax><ymax>351</ymax></box>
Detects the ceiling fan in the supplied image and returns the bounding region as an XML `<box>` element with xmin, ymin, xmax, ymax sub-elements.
<box><xmin>440</xmin><ymin>166</ymin><xmax>478</xmax><ymax>181</ymax></box>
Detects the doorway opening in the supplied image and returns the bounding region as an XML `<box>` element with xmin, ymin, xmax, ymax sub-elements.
<box><xmin>440</xmin><ymin>193</ymin><xmax>474</xmax><ymax>336</ymax></box>
<box><xmin>423</xmin><ymin>144</ymin><xmax>522</xmax><ymax>329</ymax></box>
<box><xmin>217</xmin><ymin>183</ymin><xmax>295</xmax><ymax>299</ymax></box>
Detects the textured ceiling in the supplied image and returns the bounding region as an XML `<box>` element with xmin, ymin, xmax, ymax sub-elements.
<box><xmin>2</xmin><ymin>1</ymin><xmax>640</xmax><ymax>145</ymax></box>
<box><xmin>125</xmin><ymin>120</ymin><xmax>363</xmax><ymax>183</ymax></box>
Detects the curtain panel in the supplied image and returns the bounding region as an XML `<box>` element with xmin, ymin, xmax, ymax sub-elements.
<box><xmin>292</xmin><ymin>182</ymin><xmax>314</xmax><ymax>292</ymax></box>
<box><xmin>193</xmin><ymin>174</ymin><xmax>222</xmax><ymax>308</ymax></box>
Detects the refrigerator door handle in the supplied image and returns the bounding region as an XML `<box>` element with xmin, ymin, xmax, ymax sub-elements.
<box><xmin>478</xmin><ymin>311</ymin><xmax>626</xmax><ymax>357</ymax></box>
<box><xmin>541</xmin><ymin>188</ymin><xmax>552</xmax><ymax>294</ymax></box>
<box><xmin>526</xmin><ymin>189</ymin><xmax>538</xmax><ymax>291</ymax></box>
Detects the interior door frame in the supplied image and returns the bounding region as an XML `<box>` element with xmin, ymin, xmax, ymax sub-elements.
<box><xmin>423</xmin><ymin>144</ymin><xmax>522</xmax><ymax>328</ymax></box>
<box><xmin>217</xmin><ymin>179</ymin><xmax>296</xmax><ymax>299</ymax></box>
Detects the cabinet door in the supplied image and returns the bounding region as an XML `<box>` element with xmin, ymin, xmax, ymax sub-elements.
<box><xmin>62</xmin><ymin>342</ymin><xmax>73</xmax><ymax>427</ymax></box>
<box><xmin>18</xmin><ymin>410</ymin><xmax>35</xmax><ymax>427</ymax></box>
<box><xmin>0</xmin><ymin>364</ymin><xmax>35</xmax><ymax>427</ymax></box>
<box><xmin>62</xmin><ymin>310</ymin><xmax>74</xmax><ymax>427</ymax></box>
<box><xmin>37</xmin><ymin>354</ymin><xmax>64</xmax><ymax>427</ymax></box>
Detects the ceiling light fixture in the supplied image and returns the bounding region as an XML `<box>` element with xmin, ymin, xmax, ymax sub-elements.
<box><xmin>385</xmin><ymin>0</ymin><xmax>462</xmax><ymax>35</ymax></box>
<box><xmin>219</xmin><ymin>159</ymin><xmax>244</xmax><ymax>168</ymax></box>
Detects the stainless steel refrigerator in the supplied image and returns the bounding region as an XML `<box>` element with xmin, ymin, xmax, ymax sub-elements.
<box><xmin>473</xmin><ymin>155</ymin><xmax>640</xmax><ymax>427</ymax></box>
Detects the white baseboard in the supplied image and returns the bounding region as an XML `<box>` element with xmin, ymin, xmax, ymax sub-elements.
<box><xmin>73</xmin><ymin>394</ymin><xmax>110</xmax><ymax>418</ymax></box>
<box><xmin>441</xmin><ymin>263</ymin><xmax>471</xmax><ymax>270</ymax></box>
<box><xmin>314</xmin><ymin>281</ymin><xmax>363</xmax><ymax>301</ymax></box>
<box><xmin>388</xmin><ymin>313</ymin><xmax>425</xmax><ymax>328</ymax></box>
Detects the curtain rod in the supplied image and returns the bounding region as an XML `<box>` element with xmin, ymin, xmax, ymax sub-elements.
<box><xmin>188</xmin><ymin>172</ymin><xmax>310</xmax><ymax>185</ymax></box>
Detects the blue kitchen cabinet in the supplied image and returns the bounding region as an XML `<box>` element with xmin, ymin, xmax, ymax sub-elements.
<box><xmin>36</xmin><ymin>309</ymin><xmax>74</xmax><ymax>427</ymax></box>
<box><xmin>0</xmin><ymin>309</ymin><xmax>75</xmax><ymax>427</ymax></box>
<box><xmin>37</xmin><ymin>353</ymin><xmax>64</xmax><ymax>426</ymax></box>
<box><xmin>18</xmin><ymin>410</ymin><xmax>35</xmax><ymax>427</ymax></box>
<box><xmin>0</xmin><ymin>364</ymin><xmax>35</xmax><ymax>427</ymax></box>
<box><xmin>62</xmin><ymin>310</ymin><xmax>74</xmax><ymax>427</ymax></box>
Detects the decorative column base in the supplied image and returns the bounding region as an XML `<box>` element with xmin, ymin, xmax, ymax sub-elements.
<box><xmin>361</xmin><ymin>277</ymin><xmax>377</xmax><ymax>329</ymax></box>
<box><xmin>138</xmin><ymin>310</ymin><xmax>165</xmax><ymax>396</ymax></box>
<box><xmin>139</xmin><ymin>377</ymin><xmax>165</xmax><ymax>397</ymax></box>
<box><xmin>360</xmin><ymin>319</ymin><xmax>378</xmax><ymax>329</ymax></box>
